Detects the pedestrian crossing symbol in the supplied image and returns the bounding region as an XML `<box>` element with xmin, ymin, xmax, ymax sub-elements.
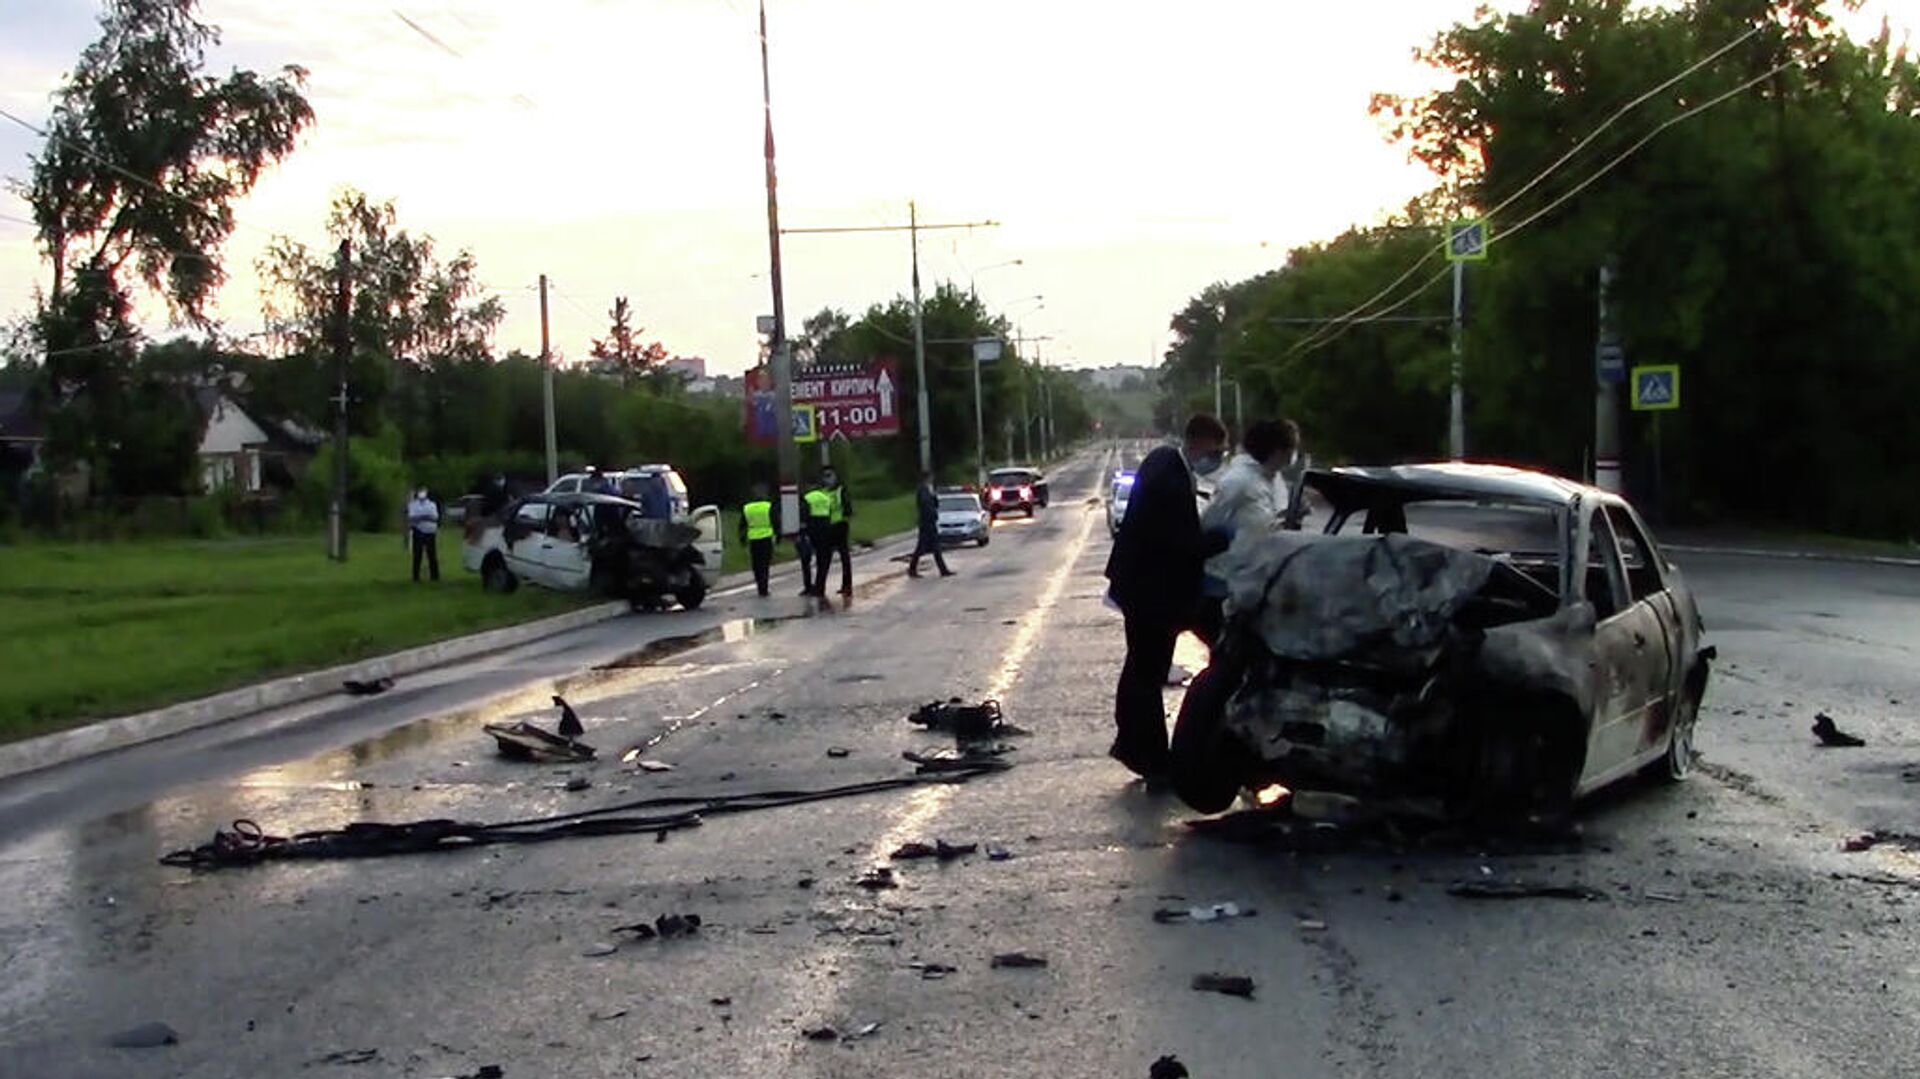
<box><xmin>792</xmin><ymin>403</ymin><xmax>818</xmax><ymax>443</ymax></box>
<box><xmin>1447</xmin><ymin>218</ymin><xmax>1489</xmax><ymax>262</ymax></box>
<box><xmin>1630</xmin><ymin>365</ymin><xmax>1680</xmax><ymax>411</ymax></box>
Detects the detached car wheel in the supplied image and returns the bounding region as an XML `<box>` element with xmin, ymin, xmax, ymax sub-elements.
<box><xmin>481</xmin><ymin>556</ymin><xmax>517</xmax><ymax>594</ymax></box>
<box><xmin>1170</xmin><ymin>662</ymin><xmax>1249</xmax><ymax>814</ymax></box>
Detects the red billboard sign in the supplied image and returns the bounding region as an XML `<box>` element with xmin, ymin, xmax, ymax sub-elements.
<box><xmin>744</xmin><ymin>359</ymin><xmax>902</xmax><ymax>445</ymax></box>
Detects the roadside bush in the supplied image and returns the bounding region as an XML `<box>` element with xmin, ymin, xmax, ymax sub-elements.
<box><xmin>299</xmin><ymin>432</ymin><xmax>409</xmax><ymax>532</ymax></box>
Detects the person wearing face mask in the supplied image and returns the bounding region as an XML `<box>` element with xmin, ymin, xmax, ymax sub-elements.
<box><xmin>406</xmin><ymin>487</ymin><xmax>441</xmax><ymax>583</ymax></box>
<box><xmin>1103</xmin><ymin>413</ymin><xmax>1231</xmax><ymax>782</ymax></box>
<box><xmin>1194</xmin><ymin>418</ymin><xmax>1301</xmax><ymax>643</ymax></box>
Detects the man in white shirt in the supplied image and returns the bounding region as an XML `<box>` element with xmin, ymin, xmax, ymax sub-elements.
<box><xmin>407</xmin><ymin>488</ymin><xmax>441</xmax><ymax>582</ymax></box>
<box><xmin>1195</xmin><ymin>419</ymin><xmax>1300</xmax><ymax>641</ymax></box>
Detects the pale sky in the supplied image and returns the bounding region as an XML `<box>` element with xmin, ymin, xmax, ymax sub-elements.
<box><xmin>1</xmin><ymin>0</ymin><xmax>1913</xmax><ymax>375</ymax></box>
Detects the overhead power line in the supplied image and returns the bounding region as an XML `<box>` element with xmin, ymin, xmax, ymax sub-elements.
<box><xmin>1290</xmin><ymin>22</ymin><xmax>1766</xmax><ymax>356</ymax></box>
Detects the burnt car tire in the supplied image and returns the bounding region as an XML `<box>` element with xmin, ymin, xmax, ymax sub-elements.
<box><xmin>481</xmin><ymin>555</ymin><xmax>517</xmax><ymax>594</ymax></box>
<box><xmin>977</xmin><ymin>536</ymin><xmax>990</xmax><ymax>547</ymax></box>
<box><xmin>1170</xmin><ymin>662</ymin><xmax>1250</xmax><ymax>814</ymax></box>
<box><xmin>1658</xmin><ymin>687</ymin><xmax>1701</xmax><ymax>782</ymax></box>
<box><xmin>677</xmin><ymin>580</ymin><xmax>708</xmax><ymax>611</ymax></box>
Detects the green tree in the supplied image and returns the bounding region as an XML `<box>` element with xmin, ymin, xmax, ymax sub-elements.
<box><xmin>21</xmin><ymin>0</ymin><xmax>311</xmax><ymax>492</ymax></box>
<box><xmin>589</xmin><ymin>296</ymin><xmax>669</xmax><ymax>386</ymax></box>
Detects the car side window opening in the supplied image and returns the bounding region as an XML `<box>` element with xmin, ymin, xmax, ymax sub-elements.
<box><xmin>1584</xmin><ymin>509</ymin><xmax>1630</xmax><ymax>621</ymax></box>
<box><xmin>506</xmin><ymin>502</ymin><xmax>549</xmax><ymax>543</ymax></box>
<box><xmin>1604</xmin><ymin>505</ymin><xmax>1666</xmax><ymax>602</ymax></box>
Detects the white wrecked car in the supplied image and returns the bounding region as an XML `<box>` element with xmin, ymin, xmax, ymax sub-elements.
<box><xmin>1170</xmin><ymin>463</ymin><xmax>1714</xmax><ymax>818</ymax></box>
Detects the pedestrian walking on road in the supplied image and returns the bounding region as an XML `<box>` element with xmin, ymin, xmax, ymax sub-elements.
<box><xmin>817</xmin><ymin>466</ymin><xmax>855</xmax><ymax>595</ymax></box>
<box><xmin>1103</xmin><ymin>414</ymin><xmax>1231</xmax><ymax>781</ymax></box>
<box><xmin>908</xmin><ymin>471</ymin><xmax>954</xmax><ymax>579</ymax></box>
<box><xmin>801</xmin><ymin>481</ymin><xmax>835</xmax><ymax>598</ymax></box>
<box><xmin>739</xmin><ymin>483</ymin><xmax>778</xmax><ymax>597</ymax></box>
<box><xmin>407</xmin><ymin>487</ymin><xmax>441</xmax><ymax>583</ymax></box>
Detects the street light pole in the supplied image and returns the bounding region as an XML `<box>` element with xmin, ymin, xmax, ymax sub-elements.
<box><xmin>1449</xmin><ymin>258</ymin><xmax>1466</xmax><ymax>460</ymax></box>
<box><xmin>909</xmin><ymin>201</ymin><xmax>932</xmax><ymax>475</ymax></box>
<box><xmin>759</xmin><ymin>1</ymin><xmax>800</xmax><ymax>533</ymax></box>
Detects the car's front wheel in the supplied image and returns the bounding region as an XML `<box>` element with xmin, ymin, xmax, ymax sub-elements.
<box><xmin>1169</xmin><ymin>661</ymin><xmax>1250</xmax><ymax>814</ymax></box>
<box><xmin>677</xmin><ymin>577</ymin><xmax>708</xmax><ymax>611</ymax></box>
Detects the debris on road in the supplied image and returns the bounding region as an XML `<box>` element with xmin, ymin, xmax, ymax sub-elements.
<box><xmin>910</xmin><ymin>962</ymin><xmax>958</xmax><ymax>980</ymax></box>
<box><xmin>311</xmin><ymin>1049</ymin><xmax>380</xmax><ymax>1066</ymax></box>
<box><xmin>581</xmin><ymin>942</ymin><xmax>619</xmax><ymax>957</ymax></box>
<box><xmin>630</xmin><ymin>757</ymin><xmax>676</xmax><ymax>772</ymax></box>
<box><xmin>856</xmin><ymin>867</ymin><xmax>899</xmax><ymax>890</ymax></box>
<box><xmin>827</xmin><ymin>746</ymin><xmax>852</xmax><ymax>758</ymax></box>
<box><xmin>483</xmin><ymin>720</ymin><xmax>596</xmax><ymax>763</ymax></box>
<box><xmin>564</xmin><ymin>776</ymin><xmax>592</xmax><ymax>792</ymax></box>
<box><xmin>904</xmin><ymin>745</ymin><xmax>1016</xmax><ymax>773</ymax></box>
<box><xmin>342</xmin><ymin>677</ymin><xmax>394</xmax><ymax>696</ymax></box>
<box><xmin>710</xmin><ymin>996</ymin><xmax>732</xmax><ymax>1007</ymax></box>
<box><xmin>1149</xmin><ymin>1055</ymin><xmax>1191</xmax><ymax>1079</ymax></box>
<box><xmin>1813</xmin><ymin>712</ymin><xmax>1867</xmax><ymax>748</ymax></box>
<box><xmin>1191</xmin><ymin>973</ymin><xmax>1257</xmax><ymax>998</ymax></box>
<box><xmin>801</xmin><ymin>1021</ymin><xmax>882</xmax><ymax>1044</ymax></box>
<box><xmin>554</xmin><ymin>695</ymin><xmax>585</xmax><ymax>739</ymax></box>
<box><xmin>891</xmin><ymin>839</ymin><xmax>977</xmax><ymax>862</ymax></box>
<box><xmin>590</xmin><ymin>1009</ymin><xmax>628</xmax><ymax>1022</ymax></box>
<box><xmin>613</xmin><ymin>913</ymin><xmax>702</xmax><ymax>941</ymax></box>
<box><xmin>986</xmin><ymin>842</ymin><xmax>1013</xmax><ymax>861</ymax></box>
<box><xmin>1296</xmin><ymin>918</ymin><xmax>1328</xmax><ymax>931</ymax></box>
<box><xmin>107</xmin><ymin>1021</ymin><xmax>179</xmax><ymax>1048</ymax></box>
<box><xmin>991</xmin><ymin>951</ymin><xmax>1049</xmax><ymax>969</ymax></box>
<box><xmin>1446</xmin><ymin>881</ymin><xmax>1609</xmax><ymax>901</ymax></box>
<box><xmin>909</xmin><ymin>698</ymin><xmax>1026</xmax><ymax>741</ymax></box>
<box><xmin>803</xmin><ymin>1026</ymin><xmax>840</xmax><ymax>1042</ymax></box>
<box><xmin>1154</xmin><ymin>902</ymin><xmax>1256</xmax><ymax>924</ymax></box>
<box><xmin>1844</xmin><ymin>832</ymin><xmax>1882</xmax><ymax>852</ymax></box>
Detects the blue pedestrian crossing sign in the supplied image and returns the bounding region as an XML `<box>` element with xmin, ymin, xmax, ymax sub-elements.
<box><xmin>792</xmin><ymin>403</ymin><xmax>818</xmax><ymax>443</ymax></box>
<box><xmin>1447</xmin><ymin>218</ymin><xmax>1489</xmax><ymax>262</ymax></box>
<box><xmin>1630</xmin><ymin>365</ymin><xmax>1680</xmax><ymax>411</ymax></box>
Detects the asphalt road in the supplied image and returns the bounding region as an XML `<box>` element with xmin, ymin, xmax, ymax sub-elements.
<box><xmin>3</xmin><ymin>445</ymin><xmax>1919</xmax><ymax>1079</ymax></box>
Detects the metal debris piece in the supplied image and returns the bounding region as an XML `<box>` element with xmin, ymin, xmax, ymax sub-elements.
<box><xmin>312</xmin><ymin>1049</ymin><xmax>380</xmax><ymax>1066</ymax></box>
<box><xmin>633</xmin><ymin>758</ymin><xmax>676</xmax><ymax>772</ymax></box>
<box><xmin>827</xmin><ymin>747</ymin><xmax>852</xmax><ymax>758</ymax></box>
<box><xmin>590</xmin><ymin>1009</ymin><xmax>628</xmax><ymax>1022</ymax></box>
<box><xmin>483</xmin><ymin>721</ymin><xmax>595</xmax><ymax>763</ymax></box>
<box><xmin>1844</xmin><ymin>832</ymin><xmax>1882</xmax><ymax>852</ymax></box>
<box><xmin>1192</xmin><ymin>973</ymin><xmax>1257</xmax><ymax>998</ymax></box>
<box><xmin>710</xmin><ymin>997</ymin><xmax>732</xmax><ymax>1007</ymax></box>
<box><xmin>991</xmin><ymin>951</ymin><xmax>1049</xmax><ymax>969</ymax></box>
<box><xmin>912</xmin><ymin>962</ymin><xmax>957</xmax><ymax>980</ymax></box>
<box><xmin>1149</xmin><ymin>1055</ymin><xmax>1191</xmax><ymax>1079</ymax></box>
<box><xmin>1813</xmin><ymin>712</ymin><xmax>1866</xmax><ymax>748</ymax></box>
<box><xmin>908</xmin><ymin>698</ymin><xmax>1023</xmax><ymax>741</ymax></box>
<box><xmin>1296</xmin><ymin>918</ymin><xmax>1328</xmax><ymax>931</ymax></box>
<box><xmin>107</xmin><ymin>1021</ymin><xmax>179</xmax><ymax>1048</ymax></box>
<box><xmin>1644</xmin><ymin>891</ymin><xmax>1683</xmax><ymax>903</ymax></box>
<box><xmin>844</xmin><ymin>1021</ymin><xmax>882</xmax><ymax>1041</ymax></box>
<box><xmin>342</xmin><ymin>677</ymin><xmax>394</xmax><ymax>696</ymax></box>
<box><xmin>891</xmin><ymin>839</ymin><xmax>978</xmax><ymax>862</ymax></box>
<box><xmin>803</xmin><ymin>1026</ymin><xmax>840</xmax><ymax>1042</ymax></box>
<box><xmin>611</xmin><ymin>913</ymin><xmax>701</xmax><ymax>941</ymax></box>
<box><xmin>1155</xmin><ymin>901</ymin><xmax>1256</xmax><ymax>924</ymax></box>
<box><xmin>581</xmin><ymin>942</ymin><xmax>619</xmax><ymax>957</ymax></box>
<box><xmin>986</xmin><ymin>843</ymin><xmax>1012</xmax><ymax>861</ymax></box>
<box><xmin>856</xmin><ymin>867</ymin><xmax>899</xmax><ymax>890</ymax></box>
<box><xmin>564</xmin><ymin>776</ymin><xmax>592</xmax><ymax>792</ymax></box>
<box><xmin>1446</xmin><ymin>881</ymin><xmax>1608</xmax><ymax>901</ymax></box>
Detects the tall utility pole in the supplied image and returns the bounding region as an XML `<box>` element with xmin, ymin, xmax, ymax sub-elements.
<box><xmin>1449</xmin><ymin>258</ymin><xmax>1466</xmax><ymax>460</ymax></box>
<box><xmin>1594</xmin><ymin>261</ymin><xmax>1623</xmax><ymax>493</ymax></box>
<box><xmin>759</xmin><ymin>1</ymin><xmax>800</xmax><ymax>533</ymax></box>
<box><xmin>1010</xmin><ymin>329</ymin><xmax>1051</xmax><ymax>461</ymax></box>
<box><xmin>782</xmin><ymin>208</ymin><xmax>997</xmax><ymax>475</ymax></box>
<box><xmin>539</xmin><ymin>273</ymin><xmax>557</xmax><ymax>484</ymax></box>
<box><xmin>327</xmin><ymin>239</ymin><xmax>352</xmax><ymax>562</ymax></box>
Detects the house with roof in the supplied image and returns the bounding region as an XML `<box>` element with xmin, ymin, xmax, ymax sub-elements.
<box><xmin>193</xmin><ymin>387</ymin><xmax>321</xmax><ymax>494</ymax></box>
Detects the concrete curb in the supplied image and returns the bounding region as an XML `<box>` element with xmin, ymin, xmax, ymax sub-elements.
<box><xmin>1665</xmin><ymin>543</ymin><xmax>1920</xmax><ymax>570</ymax></box>
<box><xmin>0</xmin><ymin>530</ymin><xmax>919</xmax><ymax>783</ymax></box>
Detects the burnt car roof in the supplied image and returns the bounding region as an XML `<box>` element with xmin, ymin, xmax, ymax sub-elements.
<box><xmin>1307</xmin><ymin>463</ymin><xmax>1599</xmax><ymax>513</ymax></box>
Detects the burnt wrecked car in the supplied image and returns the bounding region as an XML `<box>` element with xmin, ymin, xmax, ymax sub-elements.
<box><xmin>462</xmin><ymin>493</ymin><xmax>712</xmax><ymax>610</ymax></box>
<box><xmin>1171</xmin><ymin>463</ymin><xmax>1713</xmax><ymax>817</ymax></box>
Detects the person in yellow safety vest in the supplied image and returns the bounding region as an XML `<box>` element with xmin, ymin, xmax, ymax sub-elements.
<box><xmin>738</xmin><ymin>483</ymin><xmax>779</xmax><ymax>597</ymax></box>
<box><xmin>800</xmin><ymin>481</ymin><xmax>837</xmax><ymax>598</ymax></box>
<box><xmin>818</xmin><ymin>466</ymin><xmax>854</xmax><ymax>596</ymax></box>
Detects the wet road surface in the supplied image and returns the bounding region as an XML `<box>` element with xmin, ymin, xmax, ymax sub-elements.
<box><xmin>3</xmin><ymin>446</ymin><xmax>1919</xmax><ymax>1078</ymax></box>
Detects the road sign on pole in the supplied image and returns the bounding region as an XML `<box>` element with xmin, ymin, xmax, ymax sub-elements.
<box><xmin>1596</xmin><ymin>341</ymin><xmax>1627</xmax><ymax>385</ymax></box>
<box><xmin>1630</xmin><ymin>364</ymin><xmax>1680</xmax><ymax>411</ymax></box>
<box><xmin>791</xmin><ymin>403</ymin><xmax>818</xmax><ymax>443</ymax></box>
<box><xmin>1447</xmin><ymin>218</ymin><xmax>1489</xmax><ymax>262</ymax></box>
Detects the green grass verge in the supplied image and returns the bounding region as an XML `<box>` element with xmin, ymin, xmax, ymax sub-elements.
<box><xmin>716</xmin><ymin>492</ymin><xmax>918</xmax><ymax>575</ymax></box>
<box><xmin>0</xmin><ymin>534</ymin><xmax>588</xmax><ymax>742</ymax></box>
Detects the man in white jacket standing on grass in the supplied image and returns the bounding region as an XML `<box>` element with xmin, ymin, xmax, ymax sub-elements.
<box><xmin>1195</xmin><ymin>419</ymin><xmax>1300</xmax><ymax>642</ymax></box>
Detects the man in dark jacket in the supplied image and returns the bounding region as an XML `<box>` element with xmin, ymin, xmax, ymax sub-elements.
<box><xmin>1103</xmin><ymin>414</ymin><xmax>1231</xmax><ymax>780</ymax></box>
<box><xmin>908</xmin><ymin>471</ymin><xmax>954</xmax><ymax>579</ymax></box>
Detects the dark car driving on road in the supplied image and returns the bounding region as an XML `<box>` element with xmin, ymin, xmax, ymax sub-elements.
<box><xmin>984</xmin><ymin>467</ymin><xmax>1048</xmax><ymax>518</ymax></box>
<box><xmin>1171</xmin><ymin>463</ymin><xmax>1714</xmax><ymax>818</ymax></box>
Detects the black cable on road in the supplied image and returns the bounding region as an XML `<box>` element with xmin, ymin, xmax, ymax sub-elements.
<box><xmin>159</xmin><ymin>761</ymin><xmax>1010</xmax><ymax>870</ymax></box>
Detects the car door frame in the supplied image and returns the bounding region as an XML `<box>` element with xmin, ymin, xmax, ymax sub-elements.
<box><xmin>1575</xmin><ymin>505</ymin><xmax>1664</xmax><ymax>793</ymax></box>
<box><xmin>502</xmin><ymin>500</ymin><xmax>553</xmax><ymax>585</ymax></box>
<box><xmin>538</xmin><ymin>501</ymin><xmax>596</xmax><ymax>592</ymax></box>
<box><xmin>1604</xmin><ymin>502</ymin><xmax>1685</xmax><ymax>761</ymax></box>
<box><xmin>688</xmin><ymin>504</ymin><xmax>724</xmax><ymax>573</ymax></box>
